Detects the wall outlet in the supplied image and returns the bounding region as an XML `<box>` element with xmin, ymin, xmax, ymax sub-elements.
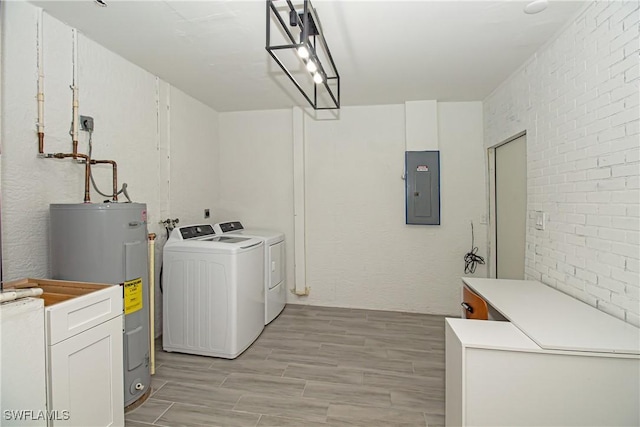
<box><xmin>204</xmin><ymin>209</ymin><xmax>210</xmax><ymax>219</ymax></box>
<box><xmin>535</xmin><ymin>211</ymin><xmax>546</xmax><ymax>230</ymax></box>
<box><xmin>80</xmin><ymin>115</ymin><xmax>94</xmax><ymax>132</ymax></box>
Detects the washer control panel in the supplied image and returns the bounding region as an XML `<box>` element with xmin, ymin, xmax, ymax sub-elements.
<box><xmin>178</xmin><ymin>224</ymin><xmax>215</xmax><ymax>240</ymax></box>
<box><xmin>215</xmin><ymin>221</ymin><xmax>244</xmax><ymax>234</ymax></box>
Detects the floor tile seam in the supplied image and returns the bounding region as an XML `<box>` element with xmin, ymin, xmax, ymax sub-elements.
<box><xmin>361</xmin><ymin>381</ymin><xmax>443</xmax><ymax>392</ymax></box>
<box><xmin>317</xmin><ymin>396</ymin><xmax>395</xmax><ymax>410</ymax></box>
<box><xmin>381</xmin><ymin>329</ymin><xmax>444</xmax><ymax>336</ymax></box>
<box><xmin>283</xmin><ymin>362</ymin><xmax>369</xmax><ymax>377</ymax></box>
<box><xmin>153</xmin><ymin>361</ymin><xmax>215</xmax><ymax>370</ymax></box>
<box><xmin>303</xmin><ymin>378</ymin><xmax>394</xmax><ymax>396</ymax></box>
<box><xmin>146</xmin><ymin>397</ymin><xmax>210</xmax><ymax>410</ymax></box>
<box><xmin>283</xmin><ymin>376</ymin><xmax>365</xmax><ymax>387</ymax></box>
<box><xmin>304</xmin><ymin>331</ymin><xmax>368</xmax><ymax>340</ymax></box>
<box><xmin>362</xmin><ymin>374</ymin><xmax>446</xmax><ymax>387</ymax></box>
<box><xmin>361</xmin><ymin>344</ymin><xmax>434</xmax><ymax>353</ymax></box>
<box><xmin>138</xmin><ymin>396</ymin><xmax>174</xmax><ymax>407</ymax></box>
<box><xmin>216</xmin><ymin>406</ymin><xmax>263</xmax><ymax>423</ymax></box>
<box><xmin>152</xmin><ymin>401</ymin><xmax>174</xmax><ymax>425</ymax></box>
<box><xmin>155</xmin><ymin>404</ymin><xmax>262</xmax><ymax>426</ymax></box>
<box><xmin>388</xmin><ymin>390</ymin><xmax>447</xmax><ymax>403</ymax></box>
<box><xmin>334</xmin><ymin>363</ymin><xmax>415</xmax><ymax>376</ymax></box>
<box><xmin>386</xmin><ymin>354</ymin><xmax>446</xmax><ymax>362</ymax></box>
<box><xmin>359</xmin><ymin>385</ymin><xmax>444</xmax><ymax>395</ymax></box>
<box><xmin>224</xmin><ymin>371</ymin><xmax>308</xmax><ymax>385</ymax></box>
<box><xmin>363</xmin><ymin>335</ymin><xmax>439</xmax><ymax>344</ymax></box>
<box><xmin>235</xmin><ymin>391</ymin><xmax>334</xmax><ymax>407</ymax></box>
<box><xmin>152</xmin><ymin>376</ymin><xmax>227</xmax><ymax>388</ymax></box>
<box><xmin>325</xmin><ymin>401</ymin><xmax>429</xmax><ymax>419</ymax></box>
<box><xmin>318</xmin><ymin>341</ymin><xmax>390</xmax><ymax>351</ymax></box>
<box><xmin>382</xmin><ymin>327</ymin><xmax>445</xmax><ymax>334</ymax></box>
<box><xmin>150</xmin><ymin>381</ymin><xmax>167</xmax><ymax>397</ymax></box>
<box><xmin>363</xmin><ymin>369</ymin><xmax>445</xmax><ymax>380</ymax></box>
<box><xmin>219</xmin><ymin>382</ymin><xmax>306</xmax><ymax>398</ymax></box>
<box><xmin>233</xmin><ymin>398</ymin><xmax>332</xmax><ymax>423</ymax></box>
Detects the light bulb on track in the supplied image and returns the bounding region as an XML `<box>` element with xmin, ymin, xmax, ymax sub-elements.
<box><xmin>313</xmin><ymin>73</ymin><xmax>323</xmax><ymax>84</ymax></box>
<box><xmin>297</xmin><ymin>46</ymin><xmax>309</xmax><ymax>59</ymax></box>
<box><xmin>306</xmin><ymin>61</ymin><xmax>317</xmax><ymax>73</ymax></box>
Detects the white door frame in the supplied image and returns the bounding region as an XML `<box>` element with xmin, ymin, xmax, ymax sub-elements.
<box><xmin>487</xmin><ymin>131</ymin><xmax>526</xmax><ymax>279</ymax></box>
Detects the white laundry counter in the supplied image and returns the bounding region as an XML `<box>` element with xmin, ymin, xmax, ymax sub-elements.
<box><xmin>445</xmin><ymin>278</ymin><xmax>640</xmax><ymax>426</ymax></box>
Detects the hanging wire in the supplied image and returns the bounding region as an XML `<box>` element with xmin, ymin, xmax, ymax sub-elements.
<box><xmin>464</xmin><ymin>221</ymin><xmax>485</xmax><ymax>274</ymax></box>
<box><xmin>158</xmin><ymin>218</ymin><xmax>179</xmax><ymax>293</ymax></box>
<box><xmin>87</xmin><ymin>130</ymin><xmax>131</xmax><ymax>202</ymax></box>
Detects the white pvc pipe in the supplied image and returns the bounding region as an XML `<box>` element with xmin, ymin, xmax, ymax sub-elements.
<box><xmin>292</xmin><ymin>107</ymin><xmax>309</xmax><ymax>296</ymax></box>
<box><xmin>71</xmin><ymin>28</ymin><xmax>79</xmax><ymax>143</ymax></box>
<box><xmin>0</xmin><ymin>288</ymin><xmax>44</xmax><ymax>303</ymax></box>
<box><xmin>37</xmin><ymin>9</ymin><xmax>44</xmax><ymax>134</ymax></box>
<box><xmin>148</xmin><ymin>234</ymin><xmax>156</xmax><ymax>375</ymax></box>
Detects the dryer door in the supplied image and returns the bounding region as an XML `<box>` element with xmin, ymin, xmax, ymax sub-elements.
<box><xmin>268</xmin><ymin>241</ymin><xmax>285</xmax><ymax>289</ymax></box>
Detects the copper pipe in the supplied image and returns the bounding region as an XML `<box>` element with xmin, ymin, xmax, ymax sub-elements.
<box><xmin>38</xmin><ymin>132</ymin><xmax>44</xmax><ymax>154</ymax></box>
<box><xmin>91</xmin><ymin>159</ymin><xmax>118</xmax><ymax>201</ymax></box>
<box><xmin>72</xmin><ymin>140</ymin><xmax>78</xmax><ymax>159</ymax></box>
<box><xmin>53</xmin><ymin>153</ymin><xmax>91</xmax><ymax>203</ymax></box>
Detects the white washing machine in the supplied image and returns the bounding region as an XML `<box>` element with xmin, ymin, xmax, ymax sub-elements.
<box><xmin>162</xmin><ymin>224</ymin><xmax>264</xmax><ymax>359</ymax></box>
<box><xmin>213</xmin><ymin>221</ymin><xmax>286</xmax><ymax>325</ymax></box>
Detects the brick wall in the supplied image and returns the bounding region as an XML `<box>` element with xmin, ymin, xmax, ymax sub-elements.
<box><xmin>484</xmin><ymin>1</ymin><xmax>640</xmax><ymax>326</ymax></box>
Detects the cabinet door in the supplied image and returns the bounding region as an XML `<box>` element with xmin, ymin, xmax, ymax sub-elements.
<box><xmin>48</xmin><ymin>316</ymin><xmax>124</xmax><ymax>427</ymax></box>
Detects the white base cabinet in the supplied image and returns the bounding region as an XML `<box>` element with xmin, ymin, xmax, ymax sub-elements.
<box><xmin>446</xmin><ymin>279</ymin><xmax>640</xmax><ymax>427</ymax></box>
<box><xmin>445</xmin><ymin>319</ymin><xmax>640</xmax><ymax>426</ymax></box>
<box><xmin>0</xmin><ymin>298</ymin><xmax>47</xmax><ymax>427</ymax></box>
<box><xmin>47</xmin><ymin>316</ymin><xmax>124</xmax><ymax>427</ymax></box>
<box><xmin>6</xmin><ymin>279</ymin><xmax>125</xmax><ymax>427</ymax></box>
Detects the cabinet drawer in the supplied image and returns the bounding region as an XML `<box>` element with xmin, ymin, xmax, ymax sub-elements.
<box><xmin>46</xmin><ymin>286</ymin><xmax>122</xmax><ymax>345</ymax></box>
<box><xmin>461</xmin><ymin>285</ymin><xmax>488</xmax><ymax>320</ymax></box>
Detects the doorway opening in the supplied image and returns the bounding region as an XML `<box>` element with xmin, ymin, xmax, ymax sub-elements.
<box><xmin>488</xmin><ymin>132</ymin><xmax>527</xmax><ymax>279</ymax></box>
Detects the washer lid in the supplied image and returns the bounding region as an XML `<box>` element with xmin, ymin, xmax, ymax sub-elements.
<box><xmin>201</xmin><ymin>235</ymin><xmax>250</xmax><ymax>244</ymax></box>
<box><xmin>164</xmin><ymin>234</ymin><xmax>263</xmax><ymax>254</ymax></box>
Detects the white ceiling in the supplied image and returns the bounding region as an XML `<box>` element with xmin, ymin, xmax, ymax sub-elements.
<box><xmin>31</xmin><ymin>0</ymin><xmax>587</xmax><ymax>112</ymax></box>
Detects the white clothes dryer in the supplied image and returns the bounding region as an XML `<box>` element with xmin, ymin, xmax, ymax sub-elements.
<box><xmin>162</xmin><ymin>224</ymin><xmax>264</xmax><ymax>359</ymax></box>
<box><xmin>213</xmin><ymin>221</ymin><xmax>286</xmax><ymax>325</ymax></box>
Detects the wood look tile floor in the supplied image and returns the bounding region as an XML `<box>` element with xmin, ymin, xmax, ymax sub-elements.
<box><xmin>125</xmin><ymin>305</ymin><xmax>446</xmax><ymax>427</ymax></box>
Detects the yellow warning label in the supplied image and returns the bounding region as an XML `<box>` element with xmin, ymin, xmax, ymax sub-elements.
<box><xmin>124</xmin><ymin>277</ymin><xmax>143</xmax><ymax>315</ymax></box>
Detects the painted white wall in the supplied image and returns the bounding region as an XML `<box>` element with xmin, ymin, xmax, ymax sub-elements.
<box><xmin>303</xmin><ymin>103</ymin><xmax>486</xmax><ymax>315</ymax></box>
<box><xmin>167</xmin><ymin>86</ymin><xmax>219</xmax><ymax>226</ymax></box>
<box><xmin>217</xmin><ymin>109</ymin><xmax>295</xmax><ymax>300</ymax></box>
<box><xmin>1</xmin><ymin>2</ymin><xmax>161</xmax><ymax>280</ymax></box>
<box><xmin>1</xmin><ymin>2</ymin><xmax>221</xmax><ymax>336</ymax></box>
<box><xmin>154</xmin><ymin>84</ymin><xmax>220</xmax><ymax>336</ymax></box>
<box><xmin>216</xmin><ymin>103</ymin><xmax>486</xmax><ymax>315</ymax></box>
<box><xmin>484</xmin><ymin>1</ymin><xmax>639</xmax><ymax>326</ymax></box>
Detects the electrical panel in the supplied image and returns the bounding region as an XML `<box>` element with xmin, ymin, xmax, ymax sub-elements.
<box><xmin>406</xmin><ymin>151</ymin><xmax>440</xmax><ymax>225</ymax></box>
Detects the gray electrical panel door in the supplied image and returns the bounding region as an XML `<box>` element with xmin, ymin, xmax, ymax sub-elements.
<box><xmin>406</xmin><ymin>151</ymin><xmax>440</xmax><ymax>225</ymax></box>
